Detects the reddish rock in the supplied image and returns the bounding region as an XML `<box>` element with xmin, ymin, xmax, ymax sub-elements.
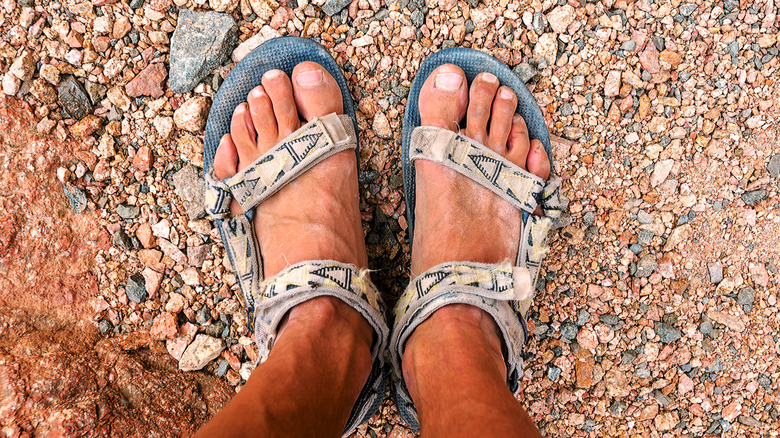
<box><xmin>135</xmin><ymin>222</ymin><xmax>155</xmax><ymax>248</ymax></box>
<box><xmin>151</xmin><ymin>312</ymin><xmax>178</xmax><ymax>340</ymax></box>
<box><xmin>125</xmin><ymin>62</ymin><xmax>167</xmax><ymax>98</ymax></box>
<box><xmin>132</xmin><ymin>145</ymin><xmax>153</xmax><ymax>172</ymax></box>
<box><xmin>659</xmin><ymin>49</ymin><xmax>683</xmax><ymax>70</ymax></box>
<box><xmin>141</xmin><ymin>267</ymin><xmax>162</xmax><ymax>297</ymax></box>
<box><xmin>639</xmin><ymin>42</ymin><xmax>661</xmax><ymax>74</ymax></box>
<box><xmin>93</xmin><ymin>159</ymin><xmax>110</xmax><ymax>181</ymax></box>
<box><xmin>69</xmin><ymin>114</ymin><xmax>102</xmax><ymax>137</ymax></box>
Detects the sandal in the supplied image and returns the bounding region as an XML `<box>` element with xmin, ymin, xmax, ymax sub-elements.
<box><xmin>202</xmin><ymin>36</ymin><xmax>390</xmax><ymax>436</ymax></box>
<box><xmin>390</xmin><ymin>48</ymin><xmax>566</xmax><ymax>431</ymax></box>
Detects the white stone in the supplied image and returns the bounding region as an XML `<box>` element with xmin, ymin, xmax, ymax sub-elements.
<box><xmin>650</xmin><ymin>159</ymin><xmax>674</xmax><ymax>187</ymax></box>
<box><xmin>547</xmin><ymin>5</ymin><xmax>575</xmax><ymax>34</ymax></box>
<box><xmin>2</xmin><ymin>72</ymin><xmax>20</xmax><ymax>95</ymax></box>
<box><xmin>153</xmin><ymin>116</ymin><xmax>174</xmax><ymax>138</ymax></box>
<box><xmin>231</xmin><ymin>26</ymin><xmax>280</xmax><ymax>62</ymax></box>
<box><xmin>534</xmin><ymin>33</ymin><xmax>558</xmax><ymax>66</ymax></box>
<box><xmin>179</xmin><ymin>334</ymin><xmax>225</xmax><ymax>371</ymax></box>
<box><xmin>351</xmin><ymin>35</ymin><xmax>373</xmax><ymax>47</ymax></box>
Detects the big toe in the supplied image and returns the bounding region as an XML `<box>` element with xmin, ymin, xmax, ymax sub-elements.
<box><xmin>419</xmin><ymin>64</ymin><xmax>468</xmax><ymax>131</ymax></box>
<box><xmin>291</xmin><ymin>62</ymin><xmax>343</xmax><ymax>121</ymax></box>
<box><xmin>213</xmin><ymin>134</ymin><xmax>244</xmax><ymax>216</ymax></box>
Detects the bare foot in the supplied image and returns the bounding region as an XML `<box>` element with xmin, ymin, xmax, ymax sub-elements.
<box><xmin>212</xmin><ymin>62</ymin><xmax>371</xmax><ymax>340</ymax></box>
<box><xmin>212</xmin><ymin>62</ymin><xmax>367</xmax><ymax>278</ymax></box>
<box><xmin>403</xmin><ymin>65</ymin><xmax>552</xmax><ymax>413</ymax></box>
<box><xmin>411</xmin><ymin>64</ymin><xmax>551</xmax><ymax>277</ymax></box>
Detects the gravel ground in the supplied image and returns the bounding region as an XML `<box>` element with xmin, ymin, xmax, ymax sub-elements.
<box><xmin>1</xmin><ymin>0</ymin><xmax>779</xmax><ymax>435</ymax></box>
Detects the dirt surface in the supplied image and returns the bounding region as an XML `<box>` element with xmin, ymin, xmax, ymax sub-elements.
<box><xmin>0</xmin><ymin>96</ymin><xmax>232</xmax><ymax>437</ymax></box>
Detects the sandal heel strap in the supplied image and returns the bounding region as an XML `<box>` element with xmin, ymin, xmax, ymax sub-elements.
<box><xmin>390</xmin><ymin>261</ymin><xmax>534</xmax><ymax>432</ymax></box>
<box><xmin>253</xmin><ymin>260</ymin><xmax>390</xmax><ymax>435</ymax></box>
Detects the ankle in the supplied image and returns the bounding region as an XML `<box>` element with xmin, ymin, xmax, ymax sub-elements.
<box><xmin>402</xmin><ymin>304</ymin><xmax>507</xmax><ymax>402</ymax></box>
<box><xmin>281</xmin><ymin>296</ymin><xmax>374</xmax><ymax>347</ymax></box>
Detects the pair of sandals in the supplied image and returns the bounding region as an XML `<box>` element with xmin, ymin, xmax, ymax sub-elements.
<box><xmin>202</xmin><ymin>37</ymin><xmax>564</xmax><ymax>435</ymax></box>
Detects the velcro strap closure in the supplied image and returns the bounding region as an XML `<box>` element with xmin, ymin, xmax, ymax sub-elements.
<box><xmin>395</xmin><ymin>262</ymin><xmax>535</xmax><ymax>323</ymax></box>
<box><xmin>204</xmin><ymin>113</ymin><xmax>356</xmax><ymax>220</ymax></box>
<box><xmin>410</xmin><ymin>126</ymin><xmax>546</xmax><ymax>215</ymax></box>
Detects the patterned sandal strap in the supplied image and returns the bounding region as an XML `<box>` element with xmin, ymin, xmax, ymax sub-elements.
<box><xmin>205</xmin><ymin>113</ymin><xmax>356</xmax><ymax>218</ymax></box>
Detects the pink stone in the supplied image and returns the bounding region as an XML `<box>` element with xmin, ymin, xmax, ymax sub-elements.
<box><xmin>576</xmin><ymin>327</ymin><xmax>599</xmax><ymax>350</ymax></box>
<box><xmin>640</xmin><ymin>42</ymin><xmax>661</xmax><ymax>74</ymax></box>
<box><xmin>126</xmin><ymin>62</ymin><xmax>167</xmax><ymax>98</ymax></box>
<box><xmin>722</xmin><ymin>401</ymin><xmax>742</xmax><ymax>421</ymax></box>
<box><xmin>141</xmin><ymin>267</ymin><xmax>162</xmax><ymax>297</ymax></box>
<box><xmin>136</xmin><ymin>223</ymin><xmax>155</xmax><ymax>248</ymax></box>
<box><xmin>678</xmin><ymin>372</ymin><xmax>694</xmax><ymax>395</ymax></box>
<box><xmin>132</xmin><ymin>145</ymin><xmax>152</xmax><ymax>172</ymax></box>
<box><xmin>150</xmin><ymin>312</ymin><xmax>178</xmax><ymax>340</ymax></box>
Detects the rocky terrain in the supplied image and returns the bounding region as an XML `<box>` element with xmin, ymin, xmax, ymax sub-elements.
<box><xmin>0</xmin><ymin>0</ymin><xmax>778</xmax><ymax>436</ymax></box>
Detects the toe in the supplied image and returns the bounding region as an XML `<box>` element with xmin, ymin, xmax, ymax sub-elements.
<box><xmin>419</xmin><ymin>64</ymin><xmax>468</xmax><ymax>132</ymax></box>
<box><xmin>262</xmin><ymin>69</ymin><xmax>300</xmax><ymax>137</ymax></box>
<box><xmin>465</xmin><ymin>72</ymin><xmax>500</xmax><ymax>145</ymax></box>
<box><xmin>526</xmin><ymin>139</ymin><xmax>551</xmax><ymax>180</ymax></box>
<box><xmin>231</xmin><ymin>103</ymin><xmax>260</xmax><ymax>171</ymax></box>
<box><xmin>292</xmin><ymin>61</ymin><xmax>343</xmax><ymax>120</ymax></box>
<box><xmin>247</xmin><ymin>85</ymin><xmax>278</xmax><ymax>151</ymax></box>
<box><xmin>487</xmin><ymin>86</ymin><xmax>517</xmax><ymax>151</ymax></box>
<box><xmin>213</xmin><ymin>134</ymin><xmax>244</xmax><ymax>217</ymax></box>
<box><xmin>506</xmin><ymin>114</ymin><xmax>531</xmax><ymax>170</ymax></box>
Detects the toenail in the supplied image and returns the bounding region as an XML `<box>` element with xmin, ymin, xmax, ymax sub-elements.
<box><xmin>264</xmin><ymin>69</ymin><xmax>283</xmax><ymax>79</ymax></box>
<box><xmin>296</xmin><ymin>69</ymin><xmax>323</xmax><ymax>87</ymax></box>
<box><xmin>481</xmin><ymin>73</ymin><xmax>498</xmax><ymax>83</ymax></box>
<box><xmin>434</xmin><ymin>73</ymin><xmax>463</xmax><ymax>91</ymax></box>
<box><xmin>251</xmin><ymin>88</ymin><xmax>265</xmax><ymax>98</ymax></box>
<box><xmin>501</xmin><ymin>88</ymin><xmax>514</xmax><ymax>99</ymax></box>
<box><xmin>513</xmin><ymin>114</ymin><xmax>522</xmax><ymax>123</ymax></box>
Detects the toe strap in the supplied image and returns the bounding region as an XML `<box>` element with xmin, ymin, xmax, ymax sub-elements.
<box><xmin>390</xmin><ymin>261</ymin><xmax>533</xmax><ymax>432</ymax></box>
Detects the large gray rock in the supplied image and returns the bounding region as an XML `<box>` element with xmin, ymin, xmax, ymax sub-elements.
<box><xmin>169</xmin><ymin>10</ymin><xmax>237</xmax><ymax>94</ymax></box>
<box><xmin>58</xmin><ymin>75</ymin><xmax>92</xmax><ymax>120</ymax></box>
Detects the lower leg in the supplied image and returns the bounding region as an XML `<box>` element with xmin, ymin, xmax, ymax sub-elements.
<box><xmin>402</xmin><ymin>305</ymin><xmax>542</xmax><ymax>438</ymax></box>
<box><xmin>194</xmin><ymin>296</ymin><xmax>373</xmax><ymax>438</ymax></box>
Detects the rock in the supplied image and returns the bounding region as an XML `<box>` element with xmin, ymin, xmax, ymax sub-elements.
<box><xmin>722</xmin><ymin>402</ymin><xmax>742</xmax><ymax>422</ymax></box>
<box><xmin>151</xmin><ymin>312</ymin><xmax>178</xmax><ymax>340</ymax></box>
<box><xmin>58</xmin><ymin>75</ymin><xmax>92</xmax><ymax>120</ymax></box>
<box><xmin>741</xmin><ymin>189</ymin><xmax>767</xmax><ymax>206</ymax></box>
<box><xmin>576</xmin><ymin>327</ymin><xmax>598</xmax><ymax>350</ymax></box>
<box><xmin>9</xmin><ymin>51</ymin><xmax>35</xmax><ymax>81</ymax></box>
<box><xmin>126</xmin><ymin>62</ymin><xmax>167</xmax><ymax>98</ymax></box>
<box><xmin>167</xmin><ymin>323</ymin><xmax>199</xmax><ymax>361</ymax></box>
<box><xmin>173</xmin><ymin>96</ymin><xmax>211</xmax><ymax>132</ymax></box>
<box><xmin>70</xmin><ymin>115</ymin><xmax>102</xmax><ymax>137</ymax></box>
<box><xmin>132</xmin><ymin>146</ymin><xmax>153</xmax><ymax>172</ymax></box>
<box><xmin>169</xmin><ymin>9</ymin><xmax>237</xmax><ymax>94</ymax></box>
<box><xmin>113</xmin><ymin>15</ymin><xmax>131</xmax><ymax>38</ymax></box>
<box><xmin>2</xmin><ymin>73</ymin><xmax>20</xmax><ymax>95</ymax></box>
<box><xmin>654</xmin><ymin>412</ymin><xmax>678</xmax><ymax>431</ymax></box>
<box><xmin>231</xmin><ymin>26</ymin><xmax>280</xmax><ymax>62</ymax></box>
<box><xmin>562</xmin><ymin>126</ymin><xmax>584</xmax><ymax>140</ymax></box>
<box><xmin>177</xmin><ymin>134</ymin><xmax>204</xmax><ymax>167</ymax></box>
<box><xmin>126</xmin><ymin>273</ymin><xmax>148</xmax><ymax>303</ymax></box>
<box><xmin>180</xmin><ymin>267</ymin><xmax>201</xmax><ymax>286</ymax></box>
<box><xmin>322</xmin><ymin>0</ymin><xmax>351</xmax><ymax>15</ymax></box>
<box><xmin>708</xmin><ymin>261</ymin><xmax>723</xmax><ymax>284</ymax></box>
<box><xmin>639</xmin><ymin>42</ymin><xmax>660</xmax><ymax>74</ymax></box>
<box><xmin>166</xmin><ymin>293</ymin><xmax>186</xmax><ymax>313</ymax></box>
<box><xmin>372</xmin><ymin>111</ymin><xmax>392</xmax><ymax>139</ymax></box>
<box><xmin>84</xmin><ymin>81</ymin><xmax>107</xmax><ymax>105</ymax></box>
<box><xmin>153</xmin><ymin>116</ymin><xmax>174</xmax><ymax>138</ymax></box>
<box><xmin>664</xmin><ymin>224</ymin><xmax>691</xmax><ymax>251</ymax></box>
<box><xmin>707</xmin><ymin>310</ymin><xmax>746</xmax><ymax>332</ymax></box>
<box><xmin>159</xmin><ymin>238</ymin><xmax>188</xmax><ymax>265</ymax></box>
<box><xmin>534</xmin><ymin>33</ymin><xmax>558</xmax><ymax>66</ymax></box>
<box><xmin>64</xmin><ymin>185</ymin><xmax>87</xmax><ymax>213</ymax></box>
<box><xmin>107</xmin><ymin>86</ymin><xmax>131</xmax><ymax>110</ymax></box>
<box><xmin>635</xmin><ymin>255</ymin><xmax>657</xmax><ymax>278</ymax></box>
<box><xmin>659</xmin><ymin>50</ymin><xmax>683</xmax><ymax>70</ymax></box>
<box><xmin>678</xmin><ymin>372</ymin><xmax>694</xmax><ymax>395</ymax></box>
<box><xmin>738</xmin><ymin>287</ymin><xmax>756</xmax><ymax>313</ymax></box>
<box><xmin>654</xmin><ymin>322</ymin><xmax>681</xmax><ymax>343</ymax></box>
<box><xmin>141</xmin><ymin>267</ymin><xmax>162</xmax><ymax>296</ymax></box>
<box><xmin>513</xmin><ymin>62</ymin><xmax>536</xmax><ymax>83</ymax></box>
<box><xmin>679</xmin><ymin>2</ymin><xmax>697</xmax><ymax>16</ymax></box>
<box><xmin>547</xmin><ymin>5</ymin><xmax>575</xmax><ymax>34</ymax></box>
<box><xmin>179</xmin><ymin>334</ymin><xmax>225</xmax><ymax>371</ymax></box>
<box><xmin>171</xmin><ymin>165</ymin><xmax>207</xmax><ymax>220</ymax></box>
<box><xmin>604</xmin><ymin>70</ymin><xmax>621</xmax><ymax>97</ymax></box>
<box><xmin>39</xmin><ymin>64</ymin><xmax>60</xmax><ymax>85</ymax></box>
<box><xmin>187</xmin><ymin>244</ymin><xmax>210</xmax><ymax>268</ymax></box>
<box><xmin>136</xmin><ymin>223</ymin><xmax>155</xmax><ymax>248</ymax></box>
<box><xmin>650</xmin><ymin>159</ymin><xmax>674</xmax><ymax>187</ymax></box>
<box><xmin>209</xmin><ymin>0</ymin><xmax>237</xmax><ymax>11</ymax></box>
<box><xmin>117</xmin><ymin>204</ymin><xmax>140</xmax><ymax>219</ymax></box>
